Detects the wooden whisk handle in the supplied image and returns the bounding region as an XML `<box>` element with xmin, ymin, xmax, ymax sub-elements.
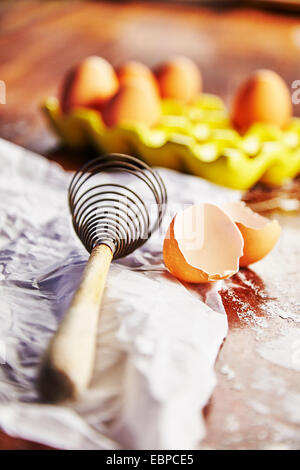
<box><xmin>38</xmin><ymin>244</ymin><xmax>113</xmax><ymax>402</ymax></box>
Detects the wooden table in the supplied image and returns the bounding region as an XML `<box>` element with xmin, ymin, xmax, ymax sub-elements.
<box><xmin>0</xmin><ymin>0</ymin><xmax>300</xmax><ymax>450</ymax></box>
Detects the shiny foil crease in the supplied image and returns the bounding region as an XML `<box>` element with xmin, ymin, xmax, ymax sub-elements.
<box><xmin>0</xmin><ymin>139</ymin><xmax>240</xmax><ymax>449</ymax></box>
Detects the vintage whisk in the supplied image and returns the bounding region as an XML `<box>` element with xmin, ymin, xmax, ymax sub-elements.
<box><xmin>38</xmin><ymin>153</ymin><xmax>167</xmax><ymax>402</ymax></box>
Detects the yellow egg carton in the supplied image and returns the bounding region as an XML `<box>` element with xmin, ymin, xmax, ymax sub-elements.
<box><xmin>43</xmin><ymin>94</ymin><xmax>300</xmax><ymax>190</ymax></box>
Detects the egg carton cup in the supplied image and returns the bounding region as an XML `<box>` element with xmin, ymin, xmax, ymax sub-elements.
<box><xmin>43</xmin><ymin>94</ymin><xmax>300</xmax><ymax>190</ymax></box>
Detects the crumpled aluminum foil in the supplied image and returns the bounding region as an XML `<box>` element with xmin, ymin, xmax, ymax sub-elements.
<box><xmin>0</xmin><ymin>138</ymin><xmax>240</xmax><ymax>449</ymax></box>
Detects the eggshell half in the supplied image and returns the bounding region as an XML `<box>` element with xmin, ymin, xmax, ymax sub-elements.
<box><xmin>222</xmin><ymin>201</ymin><xmax>281</xmax><ymax>266</ymax></box>
<box><xmin>163</xmin><ymin>203</ymin><xmax>244</xmax><ymax>283</ymax></box>
<box><xmin>154</xmin><ymin>56</ymin><xmax>202</xmax><ymax>104</ymax></box>
<box><xmin>60</xmin><ymin>56</ymin><xmax>119</xmax><ymax>114</ymax></box>
<box><xmin>102</xmin><ymin>79</ymin><xmax>161</xmax><ymax>128</ymax></box>
<box><xmin>116</xmin><ymin>61</ymin><xmax>159</xmax><ymax>94</ymax></box>
<box><xmin>231</xmin><ymin>69</ymin><xmax>292</xmax><ymax>133</ymax></box>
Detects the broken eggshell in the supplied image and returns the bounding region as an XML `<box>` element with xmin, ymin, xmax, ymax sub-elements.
<box><xmin>222</xmin><ymin>201</ymin><xmax>281</xmax><ymax>266</ymax></box>
<box><xmin>163</xmin><ymin>203</ymin><xmax>244</xmax><ymax>283</ymax></box>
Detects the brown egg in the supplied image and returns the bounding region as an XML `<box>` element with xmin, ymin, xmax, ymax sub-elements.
<box><xmin>222</xmin><ymin>201</ymin><xmax>281</xmax><ymax>266</ymax></box>
<box><xmin>60</xmin><ymin>56</ymin><xmax>119</xmax><ymax>114</ymax></box>
<box><xmin>116</xmin><ymin>61</ymin><xmax>159</xmax><ymax>94</ymax></box>
<box><xmin>231</xmin><ymin>70</ymin><xmax>292</xmax><ymax>133</ymax></box>
<box><xmin>163</xmin><ymin>204</ymin><xmax>244</xmax><ymax>283</ymax></box>
<box><xmin>102</xmin><ymin>79</ymin><xmax>161</xmax><ymax>128</ymax></box>
<box><xmin>154</xmin><ymin>57</ymin><xmax>202</xmax><ymax>104</ymax></box>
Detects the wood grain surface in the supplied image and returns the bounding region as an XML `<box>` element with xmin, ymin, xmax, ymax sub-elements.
<box><xmin>0</xmin><ymin>0</ymin><xmax>300</xmax><ymax>450</ymax></box>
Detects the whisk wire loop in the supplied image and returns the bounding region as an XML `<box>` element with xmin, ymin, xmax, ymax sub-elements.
<box><xmin>68</xmin><ymin>153</ymin><xmax>167</xmax><ymax>258</ymax></box>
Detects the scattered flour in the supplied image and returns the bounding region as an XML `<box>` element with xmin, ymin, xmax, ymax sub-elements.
<box><xmin>257</xmin><ymin>327</ymin><xmax>300</xmax><ymax>372</ymax></box>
